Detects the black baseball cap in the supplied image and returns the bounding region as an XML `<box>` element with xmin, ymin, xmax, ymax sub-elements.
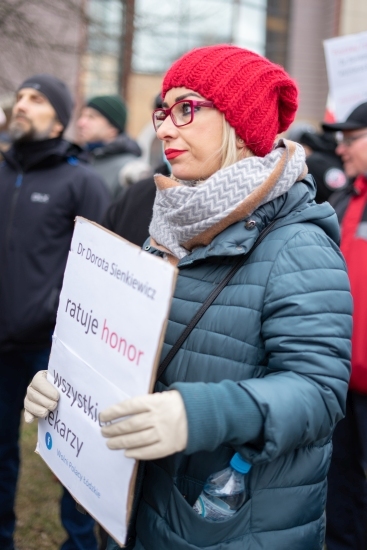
<box><xmin>322</xmin><ymin>102</ymin><xmax>367</xmax><ymax>132</ymax></box>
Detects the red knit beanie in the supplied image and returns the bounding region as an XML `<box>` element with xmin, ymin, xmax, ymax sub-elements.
<box><xmin>162</xmin><ymin>44</ymin><xmax>298</xmax><ymax>157</ymax></box>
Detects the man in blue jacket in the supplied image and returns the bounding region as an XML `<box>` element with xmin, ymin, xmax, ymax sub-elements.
<box><xmin>0</xmin><ymin>74</ymin><xmax>110</xmax><ymax>550</ymax></box>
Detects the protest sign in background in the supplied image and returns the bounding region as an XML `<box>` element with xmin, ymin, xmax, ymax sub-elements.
<box><xmin>324</xmin><ymin>31</ymin><xmax>367</xmax><ymax>122</ymax></box>
<box><xmin>37</xmin><ymin>218</ymin><xmax>177</xmax><ymax>546</ymax></box>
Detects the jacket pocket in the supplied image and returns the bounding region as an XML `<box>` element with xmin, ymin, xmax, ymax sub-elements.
<box><xmin>165</xmin><ymin>483</ymin><xmax>251</xmax><ymax>547</ymax></box>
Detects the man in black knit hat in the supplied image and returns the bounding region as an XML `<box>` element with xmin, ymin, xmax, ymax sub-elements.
<box><xmin>0</xmin><ymin>74</ymin><xmax>110</xmax><ymax>550</ymax></box>
<box><xmin>77</xmin><ymin>95</ymin><xmax>141</xmax><ymax>198</ymax></box>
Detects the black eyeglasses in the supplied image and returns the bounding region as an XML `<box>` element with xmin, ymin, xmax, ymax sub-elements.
<box><xmin>152</xmin><ymin>99</ymin><xmax>214</xmax><ymax>132</ymax></box>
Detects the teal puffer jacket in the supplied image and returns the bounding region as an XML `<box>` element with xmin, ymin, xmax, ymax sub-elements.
<box><xmin>109</xmin><ymin>176</ymin><xmax>352</xmax><ymax>550</ymax></box>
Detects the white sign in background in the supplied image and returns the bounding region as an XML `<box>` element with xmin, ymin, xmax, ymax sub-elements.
<box><xmin>324</xmin><ymin>32</ymin><xmax>367</xmax><ymax>121</ymax></box>
<box><xmin>37</xmin><ymin>218</ymin><xmax>177</xmax><ymax>546</ymax></box>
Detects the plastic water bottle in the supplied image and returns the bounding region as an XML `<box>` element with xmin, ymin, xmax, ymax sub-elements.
<box><xmin>193</xmin><ymin>453</ymin><xmax>251</xmax><ymax>521</ymax></box>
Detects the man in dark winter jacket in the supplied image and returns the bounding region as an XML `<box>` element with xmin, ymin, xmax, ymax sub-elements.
<box><xmin>300</xmin><ymin>130</ymin><xmax>347</xmax><ymax>203</ymax></box>
<box><xmin>0</xmin><ymin>75</ymin><xmax>110</xmax><ymax>550</ymax></box>
<box><xmin>77</xmin><ymin>95</ymin><xmax>141</xmax><ymax>198</ymax></box>
<box><xmin>103</xmin><ymin>162</ymin><xmax>170</xmax><ymax>247</ymax></box>
<box><xmin>323</xmin><ymin>102</ymin><xmax>367</xmax><ymax>550</ymax></box>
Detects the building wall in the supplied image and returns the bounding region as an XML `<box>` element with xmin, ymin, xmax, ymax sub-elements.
<box><xmin>125</xmin><ymin>73</ymin><xmax>163</xmax><ymax>139</ymax></box>
<box><xmin>82</xmin><ymin>53</ymin><xmax>120</xmax><ymax>98</ymax></box>
<box><xmin>340</xmin><ymin>0</ymin><xmax>367</xmax><ymax>34</ymax></box>
<box><xmin>83</xmin><ymin>0</ymin><xmax>267</xmax><ymax>139</ymax></box>
<box><xmin>266</xmin><ymin>0</ymin><xmax>291</xmax><ymax>67</ymax></box>
<box><xmin>286</xmin><ymin>0</ymin><xmax>341</xmax><ymax>126</ymax></box>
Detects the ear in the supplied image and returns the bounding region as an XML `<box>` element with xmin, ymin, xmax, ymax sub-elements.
<box><xmin>52</xmin><ymin>119</ymin><xmax>64</xmax><ymax>138</ymax></box>
<box><xmin>110</xmin><ymin>125</ymin><xmax>119</xmax><ymax>140</ymax></box>
<box><xmin>236</xmin><ymin>135</ymin><xmax>245</xmax><ymax>150</ymax></box>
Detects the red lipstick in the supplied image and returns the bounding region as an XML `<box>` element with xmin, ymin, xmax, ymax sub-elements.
<box><xmin>165</xmin><ymin>149</ymin><xmax>187</xmax><ymax>160</ymax></box>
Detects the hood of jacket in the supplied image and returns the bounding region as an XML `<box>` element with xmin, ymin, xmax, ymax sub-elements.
<box><xmin>178</xmin><ymin>174</ymin><xmax>340</xmax><ymax>267</ymax></box>
<box><xmin>90</xmin><ymin>133</ymin><xmax>141</xmax><ymax>159</ymax></box>
<box><xmin>2</xmin><ymin>138</ymin><xmax>89</xmax><ymax>172</ymax></box>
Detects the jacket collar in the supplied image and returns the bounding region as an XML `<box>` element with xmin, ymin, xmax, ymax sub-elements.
<box><xmin>2</xmin><ymin>138</ymin><xmax>85</xmax><ymax>172</ymax></box>
<box><xmin>90</xmin><ymin>133</ymin><xmax>141</xmax><ymax>159</ymax></box>
<box><xmin>3</xmin><ymin>138</ymin><xmax>88</xmax><ymax>172</ymax></box>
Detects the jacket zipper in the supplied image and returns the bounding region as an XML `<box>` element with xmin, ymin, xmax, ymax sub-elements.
<box><xmin>6</xmin><ymin>173</ymin><xmax>23</xmax><ymax>250</ymax></box>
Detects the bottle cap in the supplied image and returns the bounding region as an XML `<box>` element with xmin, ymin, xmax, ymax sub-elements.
<box><xmin>230</xmin><ymin>453</ymin><xmax>252</xmax><ymax>474</ymax></box>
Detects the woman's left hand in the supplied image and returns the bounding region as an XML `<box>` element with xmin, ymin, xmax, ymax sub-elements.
<box><xmin>100</xmin><ymin>390</ymin><xmax>188</xmax><ymax>460</ymax></box>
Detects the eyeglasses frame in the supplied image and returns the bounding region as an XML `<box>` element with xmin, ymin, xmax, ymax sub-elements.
<box><xmin>152</xmin><ymin>99</ymin><xmax>214</xmax><ymax>132</ymax></box>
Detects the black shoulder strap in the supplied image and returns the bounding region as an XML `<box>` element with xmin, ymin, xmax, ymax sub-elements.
<box><xmin>156</xmin><ymin>219</ymin><xmax>278</xmax><ymax>381</ymax></box>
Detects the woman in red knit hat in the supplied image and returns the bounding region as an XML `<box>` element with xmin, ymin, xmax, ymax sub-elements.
<box><xmin>25</xmin><ymin>45</ymin><xmax>352</xmax><ymax>550</ymax></box>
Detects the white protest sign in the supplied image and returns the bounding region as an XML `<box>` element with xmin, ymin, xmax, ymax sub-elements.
<box><xmin>38</xmin><ymin>338</ymin><xmax>133</xmax><ymax>540</ymax></box>
<box><xmin>37</xmin><ymin>218</ymin><xmax>177</xmax><ymax>546</ymax></box>
<box><xmin>324</xmin><ymin>32</ymin><xmax>367</xmax><ymax>121</ymax></box>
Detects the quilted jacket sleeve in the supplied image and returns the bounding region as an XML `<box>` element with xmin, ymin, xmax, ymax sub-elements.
<box><xmin>239</xmin><ymin>228</ymin><xmax>352</xmax><ymax>461</ymax></box>
<box><xmin>173</xmin><ymin>228</ymin><xmax>352</xmax><ymax>462</ymax></box>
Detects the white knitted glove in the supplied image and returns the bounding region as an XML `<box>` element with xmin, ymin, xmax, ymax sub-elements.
<box><xmin>24</xmin><ymin>370</ymin><xmax>60</xmax><ymax>423</ymax></box>
<box><xmin>100</xmin><ymin>390</ymin><xmax>188</xmax><ymax>460</ymax></box>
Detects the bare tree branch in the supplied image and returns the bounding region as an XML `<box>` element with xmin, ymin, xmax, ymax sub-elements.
<box><xmin>0</xmin><ymin>0</ymin><xmax>88</xmax><ymax>97</ymax></box>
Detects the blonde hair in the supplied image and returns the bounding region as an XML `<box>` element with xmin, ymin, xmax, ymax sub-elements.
<box><xmin>170</xmin><ymin>115</ymin><xmax>254</xmax><ymax>185</ymax></box>
<box><xmin>220</xmin><ymin>117</ymin><xmax>254</xmax><ymax>169</ymax></box>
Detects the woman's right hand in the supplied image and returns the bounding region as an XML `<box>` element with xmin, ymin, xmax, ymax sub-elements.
<box><xmin>24</xmin><ymin>370</ymin><xmax>60</xmax><ymax>423</ymax></box>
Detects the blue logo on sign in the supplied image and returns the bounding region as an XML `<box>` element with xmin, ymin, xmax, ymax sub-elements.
<box><xmin>45</xmin><ymin>432</ymin><xmax>52</xmax><ymax>450</ymax></box>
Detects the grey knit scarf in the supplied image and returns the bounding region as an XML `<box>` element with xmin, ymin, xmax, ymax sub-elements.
<box><xmin>149</xmin><ymin>139</ymin><xmax>307</xmax><ymax>259</ymax></box>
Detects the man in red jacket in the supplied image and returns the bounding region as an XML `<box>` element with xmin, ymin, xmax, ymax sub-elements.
<box><xmin>323</xmin><ymin>102</ymin><xmax>367</xmax><ymax>550</ymax></box>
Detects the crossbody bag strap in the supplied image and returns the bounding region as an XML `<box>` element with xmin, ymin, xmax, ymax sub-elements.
<box><xmin>156</xmin><ymin>218</ymin><xmax>278</xmax><ymax>381</ymax></box>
